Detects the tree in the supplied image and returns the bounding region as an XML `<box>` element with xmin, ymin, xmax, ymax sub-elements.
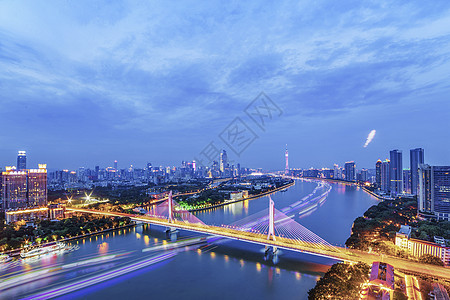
<box><xmin>419</xmin><ymin>254</ymin><xmax>444</xmax><ymax>266</ymax></box>
<box><xmin>393</xmin><ymin>289</ymin><xmax>408</xmax><ymax>300</ymax></box>
<box><xmin>308</xmin><ymin>262</ymin><xmax>369</xmax><ymax>300</ymax></box>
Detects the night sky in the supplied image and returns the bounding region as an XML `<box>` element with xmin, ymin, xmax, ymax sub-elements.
<box><xmin>1</xmin><ymin>1</ymin><xmax>449</xmax><ymax>170</ymax></box>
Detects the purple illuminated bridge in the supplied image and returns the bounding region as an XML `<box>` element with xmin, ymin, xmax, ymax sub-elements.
<box><xmin>66</xmin><ymin>192</ymin><xmax>450</xmax><ymax>280</ymax></box>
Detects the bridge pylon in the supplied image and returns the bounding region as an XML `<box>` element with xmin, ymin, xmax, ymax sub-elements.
<box><xmin>168</xmin><ymin>190</ymin><xmax>174</xmax><ymax>223</ymax></box>
<box><xmin>268</xmin><ymin>196</ymin><xmax>276</xmax><ymax>241</ymax></box>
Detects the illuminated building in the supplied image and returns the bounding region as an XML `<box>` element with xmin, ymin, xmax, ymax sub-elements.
<box><xmin>4</xmin><ymin>204</ymin><xmax>64</xmax><ymax>224</ymax></box>
<box><xmin>381</xmin><ymin>159</ymin><xmax>390</xmax><ymax>193</ymax></box>
<box><xmin>410</xmin><ymin>148</ymin><xmax>424</xmax><ymax>195</ymax></box>
<box><xmin>418</xmin><ymin>165</ymin><xmax>450</xmax><ymax>221</ymax></box>
<box><xmin>333</xmin><ymin>164</ymin><xmax>342</xmax><ymax>180</ymax></box>
<box><xmin>1</xmin><ymin>167</ymin><xmax>27</xmax><ymax>210</ymax></box>
<box><xmin>375</xmin><ymin>160</ymin><xmax>382</xmax><ymax>188</ymax></box>
<box><xmin>370</xmin><ymin>262</ymin><xmax>394</xmax><ymax>289</ymax></box>
<box><xmin>229</xmin><ymin>191</ymin><xmax>249</xmax><ymax>201</ymax></box>
<box><xmin>95</xmin><ymin>165</ymin><xmax>100</xmax><ymax>179</ymax></box>
<box><xmin>360</xmin><ymin>169</ymin><xmax>368</xmax><ymax>182</ymax></box>
<box><xmin>114</xmin><ymin>160</ymin><xmax>118</xmax><ymax>170</ymax></box>
<box><xmin>1</xmin><ymin>164</ymin><xmax>47</xmax><ymax>211</ymax></box>
<box><xmin>431</xmin><ymin>283</ymin><xmax>450</xmax><ymax>299</ymax></box>
<box><xmin>322</xmin><ymin>168</ymin><xmax>334</xmax><ymax>179</ymax></box>
<box><xmin>220</xmin><ymin>150</ymin><xmax>228</xmax><ymax>174</ymax></box>
<box><xmin>17</xmin><ymin>150</ymin><xmax>27</xmax><ymax>170</ymax></box>
<box><xmin>344</xmin><ymin>161</ymin><xmax>356</xmax><ymax>181</ymax></box>
<box><xmin>389</xmin><ymin>150</ymin><xmax>403</xmax><ymax>196</ymax></box>
<box><xmin>27</xmin><ymin>164</ymin><xmax>48</xmax><ymax>207</ymax></box>
<box><xmin>395</xmin><ymin>225</ymin><xmax>450</xmax><ymax>265</ymax></box>
<box><xmin>403</xmin><ymin>169</ymin><xmax>411</xmax><ymax>194</ymax></box>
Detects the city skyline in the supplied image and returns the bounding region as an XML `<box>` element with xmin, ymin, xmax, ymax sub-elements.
<box><xmin>1</xmin><ymin>2</ymin><xmax>450</xmax><ymax>298</ymax></box>
<box><xmin>0</xmin><ymin>145</ymin><xmax>442</xmax><ymax>172</ymax></box>
<box><xmin>1</xmin><ymin>2</ymin><xmax>450</xmax><ymax>169</ymax></box>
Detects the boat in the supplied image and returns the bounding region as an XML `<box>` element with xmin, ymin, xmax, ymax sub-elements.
<box><xmin>20</xmin><ymin>242</ymin><xmax>67</xmax><ymax>259</ymax></box>
<box><xmin>0</xmin><ymin>253</ymin><xmax>12</xmax><ymax>263</ymax></box>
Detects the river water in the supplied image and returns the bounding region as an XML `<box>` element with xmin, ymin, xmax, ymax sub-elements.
<box><xmin>0</xmin><ymin>180</ymin><xmax>378</xmax><ymax>300</ymax></box>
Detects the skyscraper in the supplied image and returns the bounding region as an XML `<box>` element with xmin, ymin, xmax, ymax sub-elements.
<box><xmin>1</xmin><ymin>164</ymin><xmax>47</xmax><ymax>211</ymax></box>
<box><xmin>418</xmin><ymin>165</ymin><xmax>450</xmax><ymax>221</ymax></box>
<box><xmin>344</xmin><ymin>161</ymin><xmax>356</xmax><ymax>181</ymax></box>
<box><xmin>418</xmin><ymin>164</ymin><xmax>432</xmax><ymax>213</ymax></box>
<box><xmin>403</xmin><ymin>169</ymin><xmax>411</xmax><ymax>194</ymax></box>
<box><xmin>375</xmin><ymin>159</ymin><xmax>382</xmax><ymax>188</ymax></box>
<box><xmin>361</xmin><ymin>169</ymin><xmax>368</xmax><ymax>182</ymax></box>
<box><xmin>390</xmin><ymin>150</ymin><xmax>403</xmax><ymax>196</ymax></box>
<box><xmin>333</xmin><ymin>164</ymin><xmax>342</xmax><ymax>180</ymax></box>
<box><xmin>17</xmin><ymin>150</ymin><xmax>26</xmax><ymax>170</ymax></box>
<box><xmin>410</xmin><ymin>148</ymin><xmax>424</xmax><ymax>195</ymax></box>
<box><xmin>27</xmin><ymin>164</ymin><xmax>48</xmax><ymax>207</ymax></box>
<box><xmin>114</xmin><ymin>160</ymin><xmax>118</xmax><ymax>170</ymax></box>
<box><xmin>1</xmin><ymin>167</ymin><xmax>27</xmax><ymax>210</ymax></box>
<box><xmin>381</xmin><ymin>159</ymin><xmax>390</xmax><ymax>193</ymax></box>
<box><xmin>219</xmin><ymin>150</ymin><xmax>228</xmax><ymax>173</ymax></box>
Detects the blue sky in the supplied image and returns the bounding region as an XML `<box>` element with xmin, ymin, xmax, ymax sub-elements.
<box><xmin>0</xmin><ymin>1</ymin><xmax>449</xmax><ymax>170</ymax></box>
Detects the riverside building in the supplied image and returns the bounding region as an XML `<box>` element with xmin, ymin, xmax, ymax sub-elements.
<box><xmin>1</xmin><ymin>164</ymin><xmax>48</xmax><ymax>211</ymax></box>
<box><xmin>418</xmin><ymin>165</ymin><xmax>450</xmax><ymax>221</ymax></box>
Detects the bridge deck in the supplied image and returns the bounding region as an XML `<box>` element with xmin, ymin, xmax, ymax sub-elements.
<box><xmin>67</xmin><ymin>208</ymin><xmax>450</xmax><ymax>280</ymax></box>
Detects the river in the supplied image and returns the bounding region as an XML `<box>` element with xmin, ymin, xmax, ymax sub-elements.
<box><xmin>0</xmin><ymin>179</ymin><xmax>378</xmax><ymax>300</ymax></box>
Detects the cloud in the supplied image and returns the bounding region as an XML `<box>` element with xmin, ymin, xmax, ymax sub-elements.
<box><xmin>364</xmin><ymin>130</ymin><xmax>377</xmax><ymax>148</ymax></box>
<box><xmin>1</xmin><ymin>1</ymin><xmax>450</xmax><ymax>167</ymax></box>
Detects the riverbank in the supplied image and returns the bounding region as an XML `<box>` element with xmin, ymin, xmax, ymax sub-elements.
<box><xmin>300</xmin><ymin>176</ymin><xmax>391</xmax><ymax>201</ymax></box>
<box><xmin>308</xmin><ymin>190</ymin><xmax>448</xmax><ymax>298</ymax></box>
<box><xmin>2</xmin><ymin>223</ymin><xmax>136</xmax><ymax>257</ymax></box>
<box><xmin>361</xmin><ymin>186</ymin><xmax>393</xmax><ymax>201</ymax></box>
<box><xmin>186</xmin><ymin>180</ymin><xmax>296</xmax><ymax>212</ymax></box>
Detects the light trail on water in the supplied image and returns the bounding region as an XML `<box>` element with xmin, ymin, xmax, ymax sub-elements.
<box><xmin>22</xmin><ymin>252</ymin><xmax>176</xmax><ymax>300</ymax></box>
<box><xmin>0</xmin><ymin>252</ymin><xmax>133</xmax><ymax>291</ymax></box>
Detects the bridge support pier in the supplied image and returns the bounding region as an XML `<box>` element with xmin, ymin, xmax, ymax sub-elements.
<box><xmin>264</xmin><ymin>246</ymin><xmax>278</xmax><ymax>258</ymax></box>
<box><xmin>165</xmin><ymin>227</ymin><xmax>178</xmax><ymax>242</ymax></box>
<box><xmin>165</xmin><ymin>227</ymin><xmax>178</xmax><ymax>233</ymax></box>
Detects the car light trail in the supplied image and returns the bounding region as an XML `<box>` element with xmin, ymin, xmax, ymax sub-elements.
<box><xmin>0</xmin><ymin>252</ymin><xmax>132</xmax><ymax>291</ymax></box>
<box><xmin>23</xmin><ymin>252</ymin><xmax>176</xmax><ymax>300</ymax></box>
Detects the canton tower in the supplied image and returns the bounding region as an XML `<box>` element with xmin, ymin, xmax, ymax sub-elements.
<box><xmin>285</xmin><ymin>145</ymin><xmax>289</xmax><ymax>175</ymax></box>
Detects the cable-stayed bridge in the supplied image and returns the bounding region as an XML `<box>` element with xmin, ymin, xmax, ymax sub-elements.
<box><xmin>66</xmin><ymin>192</ymin><xmax>450</xmax><ymax>280</ymax></box>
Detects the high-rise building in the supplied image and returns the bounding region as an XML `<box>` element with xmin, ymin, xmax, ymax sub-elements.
<box><xmin>344</xmin><ymin>161</ymin><xmax>356</xmax><ymax>181</ymax></box>
<box><xmin>410</xmin><ymin>148</ymin><xmax>424</xmax><ymax>195</ymax></box>
<box><xmin>403</xmin><ymin>169</ymin><xmax>411</xmax><ymax>194</ymax></box>
<box><xmin>1</xmin><ymin>164</ymin><xmax>47</xmax><ymax>211</ymax></box>
<box><xmin>17</xmin><ymin>150</ymin><xmax>26</xmax><ymax>170</ymax></box>
<box><xmin>95</xmin><ymin>166</ymin><xmax>100</xmax><ymax>179</ymax></box>
<box><xmin>219</xmin><ymin>150</ymin><xmax>228</xmax><ymax>173</ymax></box>
<box><xmin>375</xmin><ymin>160</ymin><xmax>382</xmax><ymax>188</ymax></box>
<box><xmin>389</xmin><ymin>150</ymin><xmax>403</xmax><ymax>196</ymax></box>
<box><xmin>27</xmin><ymin>164</ymin><xmax>48</xmax><ymax>207</ymax></box>
<box><xmin>381</xmin><ymin>159</ymin><xmax>390</xmax><ymax>193</ymax></box>
<box><xmin>418</xmin><ymin>165</ymin><xmax>450</xmax><ymax>221</ymax></box>
<box><xmin>1</xmin><ymin>167</ymin><xmax>27</xmax><ymax>210</ymax></box>
<box><xmin>361</xmin><ymin>169</ymin><xmax>369</xmax><ymax>182</ymax></box>
<box><xmin>333</xmin><ymin>164</ymin><xmax>342</xmax><ymax>180</ymax></box>
<box><xmin>114</xmin><ymin>160</ymin><xmax>118</xmax><ymax>170</ymax></box>
<box><xmin>419</xmin><ymin>164</ymin><xmax>433</xmax><ymax>213</ymax></box>
<box><xmin>322</xmin><ymin>169</ymin><xmax>334</xmax><ymax>179</ymax></box>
